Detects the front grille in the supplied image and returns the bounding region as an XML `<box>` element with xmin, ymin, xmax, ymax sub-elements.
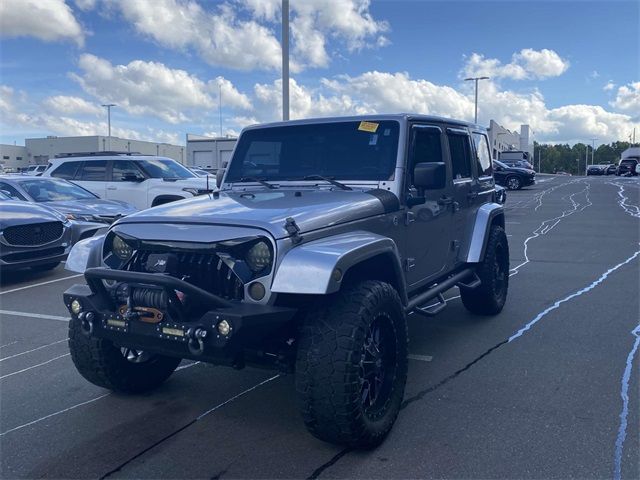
<box><xmin>2</xmin><ymin>246</ymin><xmax>65</xmax><ymax>262</ymax></box>
<box><xmin>3</xmin><ymin>221</ymin><xmax>64</xmax><ymax>246</ymax></box>
<box><xmin>129</xmin><ymin>250</ymin><xmax>244</xmax><ymax>301</ymax></box>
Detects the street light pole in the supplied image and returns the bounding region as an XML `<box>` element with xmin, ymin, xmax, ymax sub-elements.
<box><xmin>590</xmin><ymin>138</ymin><xmax>598</xmax><ymax>165</ymax></box>
<box><xmin>282</xmin><ymin>0</ymin><xmax>290</xmax><ymax>121</ymax></box>
<box><xmin>101</xmin><ymin>104</ymin><xmax>116</xmax><ymax>150</ymax></box>
<box><xmin>218</xmin><ymin>81</ymin><xmax>223</xmax><ymax>137</ymax></box>
<box><xmin>464</xmin><ymin>76</ymin><xmax>490</xmax><ymax>124</ymax></box>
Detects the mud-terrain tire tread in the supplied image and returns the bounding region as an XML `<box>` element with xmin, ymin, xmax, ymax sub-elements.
<box><xmin>460</xmin><ymin>225</ymin><xmax>509</xmax><ymax>315</ymax></box>
<box><xmin>295</xmin><ymin>280</ymin><xmax>408</xmax><ymax>448</ymax></box>
<box><xmin>68</xmin><ymin>317</ymin><xmax>181</xmax><ymax>393</ymax></box>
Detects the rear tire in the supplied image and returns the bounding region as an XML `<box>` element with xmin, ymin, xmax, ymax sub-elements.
<box><xmin>68</xmin><ymin>316</ymin><xmax>181</xmax><ymax>393</ymax></box>
<box><xmin>460</xmin><ymin>225</ymin><xmax>509</xmax><ymax>315</ymax></box>
<box><xmin>296</xmin><ymin>281</ymin><xmax>408</xmax><ymax>448</ymax></box>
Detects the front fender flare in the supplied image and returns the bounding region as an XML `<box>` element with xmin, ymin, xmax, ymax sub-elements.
<box><xmin>465</xmin><ymin>203</ymin><xmax>505</xmax><ymax>263</ymax></box>
<box><xmin>271</xmin><ymin>231</ymin><xmax>406</xmax><ymax>301</ymax></box>
<box><xmin>65</xmin><ymin>234</ymin><xmax>105</xmax><ymax>273</ymax></box>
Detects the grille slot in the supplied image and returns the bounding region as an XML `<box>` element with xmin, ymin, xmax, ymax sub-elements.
<box><xmin>3</xmin><ymin>222</ymin><xmax>64</xmax><ymax>246</ymax></box>
<box><xmin>2</xmin><ymin>246</ymin><xmax>65</xmax><ymax>262</ymax></box>
<box><xmin>129</xmin><ymin>250</ymin><xmax>244</xmax><ymax>301</ymax></box>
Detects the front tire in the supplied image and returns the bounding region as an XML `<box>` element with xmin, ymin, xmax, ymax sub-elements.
<box><xmin>295</xmin><ymin>281</ymin><xmax>408</xmax><ymax>448</ymax></box>
<box><xmin>460</xmin><ymin>225</ymin><xmax>509</xmax><ymax>315</ymax></box>
<box><xmin>506</xmin><ymin>176</ymin><xmax>522</xmax><ymax>190</ymax></box>
<box><xmin>68</xmin><ymin>317</ymin><xmax>181</xmax><ymax>393</ymax></box>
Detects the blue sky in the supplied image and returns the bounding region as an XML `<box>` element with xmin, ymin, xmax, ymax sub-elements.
<box><xmin>0</xmin><ymin>0</ymin><xmax>638</xmax><ymax>146</ymax></box>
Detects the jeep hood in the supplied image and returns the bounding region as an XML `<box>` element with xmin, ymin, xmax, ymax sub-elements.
<box><xmin>115</xmin><ymin>189</ymin><xmax>396</xmax><ymax>239</ymax></box>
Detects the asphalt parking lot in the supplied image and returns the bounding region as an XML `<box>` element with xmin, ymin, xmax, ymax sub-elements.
<box><xmin>1</xmin><ymin>174</ymin><xmax>639</xmax><ymax>479</ymax></box>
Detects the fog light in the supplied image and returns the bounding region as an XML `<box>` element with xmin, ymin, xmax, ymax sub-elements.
<box><xmin>248</xmin><ymin>282</ymin><xmax>266</xmax><ymax>301</ymax></box>
<box><xmin>70</xmin><ymin>299</ymin><xmax>82</xmax><ymax>315</ymax></box>
<box><xmin>217</xmin><ymin>320</ymin><xmax>231</xmax><ymax>336</ymax></box>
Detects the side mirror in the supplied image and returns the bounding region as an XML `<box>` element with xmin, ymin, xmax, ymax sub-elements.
<box><xmin>216</xmin><ymin>169</ymin><xmax>226</xmax><ymax>188</ymax></box>
<box><xmin>121</xmin><ymin>173</ymin><xmax>144</xmax><ymax>182</ymax></box>
<box><xmin>414</xmin><ymin>162</ymin><xmax>446</xmax><ymax>189</ymax></box>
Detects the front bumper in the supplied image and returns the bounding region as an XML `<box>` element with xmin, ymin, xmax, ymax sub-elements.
<box><xmin>63</xmin><ymin>268</ymin><xmax>296</xmax><ymax>366</ymax></box>
<box><xmin>0</xmin><ymin>229</ymin><xmax>72</xmax><ymax>270</ymax></box>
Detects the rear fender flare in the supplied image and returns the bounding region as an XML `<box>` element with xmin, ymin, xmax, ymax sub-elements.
<box><xmin>271</xmin><ymin>232</ymin><xmax>407</xmax><ymax>303</ymax></box>
<box><xmin>465</xmin><ymin>203</ymin><xmax>505</xmax><ymax>263</ymax></box>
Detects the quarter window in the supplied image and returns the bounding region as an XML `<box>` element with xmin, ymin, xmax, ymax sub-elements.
<box><xmin>472</xmin><ymin>133</ymin><xmax>492</xmax><ymax>177</ymax></box>
<box><xmin>447</xmin><ymin>133</ymin><xmax>472</xmax><ymax>179</ymax></box>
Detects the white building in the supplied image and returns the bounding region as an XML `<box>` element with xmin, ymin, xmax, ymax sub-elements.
<box><xmin>487</xmin><ymin>120</ymin><xmax>534</xmax><ymax>162</ymax></box>
<box><xmin>621</xmin><ymin>147</ymin><xmax>640</xmax><ymax>159</ymax></box>
<box><xmin>1</xmin><ymin>135</ymin><xmax>185</xmax><ymax>171</ymax></box>
<box><xmin>186</xmin><ymin>134</ymin><xmax>237</xmax><ymax>169</ymax></box>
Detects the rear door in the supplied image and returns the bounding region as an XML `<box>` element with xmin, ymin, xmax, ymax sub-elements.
<box><xmin>105</xmin><ymin>160</ymin><xmax>148</xmax><ymax>209</ymax></box>
<box><xmin>74</xmin><ymin>161</ymin><xmax>108</xmax><ymax>198</ymax></box>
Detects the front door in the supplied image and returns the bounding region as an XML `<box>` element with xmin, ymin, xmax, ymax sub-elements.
<box><xmin>404</xmin><ymin>124</ymin><xmax>454</xmax><ymax>288</ymax></box>
<box><xmin>105</xmin><ymin>160</ymin><xmax>148</xmax><ymax>209</ymax></box>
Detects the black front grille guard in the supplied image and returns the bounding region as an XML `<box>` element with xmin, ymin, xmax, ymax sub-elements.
<box><xmin>84</xmin><ymin>267</ymin><xmax>234</xmax><ymax>314</ymax></box>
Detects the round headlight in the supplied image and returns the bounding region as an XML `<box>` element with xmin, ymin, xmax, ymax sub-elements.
<box><xmin>245</xmin><ymin>241</ymin><xmax>272</xmax><ymax>272</ymax></box>
<box><xmin>112</xmin><ymin>235</ymin><xmax>133</xmax><ymax>261</ymax></box>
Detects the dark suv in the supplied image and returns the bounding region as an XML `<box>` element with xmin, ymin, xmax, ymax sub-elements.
<box><xmin>616</xmin><ymin>158</ymin><xmax>639</xmax><ymax>176</ymax></box>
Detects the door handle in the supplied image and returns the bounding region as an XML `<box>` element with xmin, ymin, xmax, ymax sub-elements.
<box><xmin>107</xmin><ymin>186</ymin><xmax>117</xmax><ymax>190</ymax></box>
<box><xmin>437</xmin><ymin>195</ymin><xmax>453</xmax><ymax>206</ymax></box>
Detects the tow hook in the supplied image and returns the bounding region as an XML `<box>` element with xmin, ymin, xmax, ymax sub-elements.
<box><xmin>78</xmin><ymin>311</ymin><xmax>95</xmax><ymax>337</ymax></box>
<box><xmin>187</xmin><ymin>327</ymin><xmax>207</xmax><ymax>355</ymax></box>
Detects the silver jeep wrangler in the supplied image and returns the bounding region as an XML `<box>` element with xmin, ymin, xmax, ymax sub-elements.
<box><xmin>63</xmin><ymin>114</ymin><xmax>508</xmax><ymax>448</ymax></box>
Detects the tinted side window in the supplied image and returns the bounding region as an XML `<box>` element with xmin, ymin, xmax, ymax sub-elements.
<box><xmin>472</xmin><ymin>133</ymin><xmax>492</xmax><ymax>177</ymax></box>
<box><xmin>410</xmin><ymin>127</ymin><xmax>443</xmax><ymax>185</ymax></box>
<box><xmin>447</xmin><ymin>133</ymin><xmax>472</xmax><ymax>179</ymax></box>
<box><xmin>0</xmin><ymin>182</ymin><xmax>27</xmax><ymax>200</ymax></box>
<box><xmin>51</xmin><ymin>161</ymin><xmax>81</xmax><ymax>179</ymax></box>
<box><xmin>79</xmin><ymin>161</ymin><xmax>107</xmax><ymax>181</ymax></box>
<box><xmin>112</xmin><ymin>160</ymin><xmax>143</xmax><ymax>181</ymax></box>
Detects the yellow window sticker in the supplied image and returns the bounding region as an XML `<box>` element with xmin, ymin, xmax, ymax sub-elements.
<box><xmin>358</xmin><ymin>121</ymin><xmax>379</xmax><ymax>133</ymax></box>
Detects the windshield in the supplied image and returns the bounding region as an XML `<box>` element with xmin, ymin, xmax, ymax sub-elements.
<box><xmin>18</xmin><ymin>179</ymin><xmax>97</xmax><ymax>202</ymax></box>
<box><xmin>226</xmin><ymin>121</ymin><xmax>400</xmax><ymax>183</ymax></box>
<box><xmin>137</xmin><ymin>158</ymin><xmax>196</xmax><ymax>179</ymax></box>
<box><xmin>0</xmin><ymin>191</ymin><xmax>9</xmax><ymax>200</ymax></box>
<box><xmin>493</xmin><ymin>160</ymin><xmax>508</xmax><ymax>168</ymax></box>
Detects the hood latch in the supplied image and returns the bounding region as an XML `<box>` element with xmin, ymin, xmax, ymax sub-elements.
<box><xmin>284</xmin><ymin>217</ymin><xmax>303</xmax><ymax>245</ymax></box>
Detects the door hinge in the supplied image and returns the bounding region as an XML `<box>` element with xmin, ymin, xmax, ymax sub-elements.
<box><xmin>405</xmin><ymin>211</ymin><xmax>416</xmax><ymax>226</ymax></box>
<box><xmin>404</xmin><ymin>257</ymin><xmax>416</xmax><ymax>271</ymax></box>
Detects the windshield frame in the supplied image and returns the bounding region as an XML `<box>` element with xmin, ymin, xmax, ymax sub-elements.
<box><xmin>225</xmin><ymin>119</ymin><xmax>402</xmax><ymax>185</ymax></box>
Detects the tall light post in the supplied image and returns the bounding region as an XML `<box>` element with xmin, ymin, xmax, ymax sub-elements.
<box><xmin>464</xmin><ymin>76</ymin><xmax>490</xmax><ymax>124</ymax></box>
<box><xmin>590</xmin><ymin>138</ymin><xmax>598</xmax><ymax>165</ymax></box>
<box><xmin>282</xmin><ymin>0</ymin><xmax>290</xmax><ymax>121</ymax></box>
<box><xmin>101</xmin><ymin>104</ymin><xmax>116</xmax><ymax>150</ymax></box>
<box><xmin>218</xmin><ymin>80</ymin><xmax>223</xmax><ymax>137</ymax></box>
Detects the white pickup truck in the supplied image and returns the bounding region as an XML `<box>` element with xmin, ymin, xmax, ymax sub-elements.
<box><xmin>43</xmin><ymin>154</ymin><xmax>214</xmax><ymax>209</ymax></box>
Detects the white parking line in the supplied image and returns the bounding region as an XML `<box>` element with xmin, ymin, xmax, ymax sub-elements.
<box><xmin>0</xmin><ymin>341</ymin><xmax>18</xmax><ymax>349</ymax></box>
<box><xmin>0</xmin><ymin>274</ymin><xmax>83</xmax><ymax>295</ymax></box>
<box><xmin>0</xmin><ymin>310</ymin><xmax>69</xmax><ymax>322</ymax></box>
<box><xmin>0</xmin><ymin>353</ymin><xmax>70</xmax><ymax>380</ymax></box>
<box><xmin>408</xmin><ymin>354</ymin><xmax>433</xmax><ymax>362</ymax></box>
<box><xmin>0</xmin><ymin>339</ymin><xmax>67</xmax><ymax>362</ymax></box>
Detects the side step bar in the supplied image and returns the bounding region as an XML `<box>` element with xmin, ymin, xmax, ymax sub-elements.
<box><xmin>406</xmin><ymin>269</ymin><xmax>480</xmax><ymax>317</ymax></box>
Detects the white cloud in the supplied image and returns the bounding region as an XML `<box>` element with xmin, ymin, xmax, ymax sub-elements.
<box><xmin>0</xmin><ymin>0</ymin><xmax>84</xmax><ymax>46</ymax></box>
<box><xmin>211</xmin><ymin>77</ymin><xmax>253</xmax><ymax>111</ymax></box>
<box><xmin>603</xmin><ymin>81</ymin><xmax>616</xmax><ymax>92</ymax></box>
<box><xmin>43</xmin><ymin>95</ymin><xmax>103</xmax><ymax>116</ymax></box>
<box><xmin>74</xmin><ymin>0</ymin><xmax>97</xmax><ymax>10</ymax></box>
<box><xmin>610</xmin><ymin>82</ymin><xmax>640</xmax><ymax>114</ymax></box>
<box><xmin>462</xmin><ymin>49</ymin><xmax>569</xmax><ymax>80</ymax></box>
<box><xmin>71</xmin><ymin>54</ymin><xmax>220</xmax><ymax>123</ymax></box>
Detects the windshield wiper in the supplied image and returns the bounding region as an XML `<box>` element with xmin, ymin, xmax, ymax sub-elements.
<box><xmin>302</xmin><ymin>175</ymin><xmax>352</xmax><ymax>191</ymax></box>
<box><xmin>239</xmin><ymin>176</ymin><xmax>277</xmax><ymax>189</ymax></box>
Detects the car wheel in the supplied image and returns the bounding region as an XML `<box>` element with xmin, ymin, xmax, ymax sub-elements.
<box><xmin>460</xmin><ymin>225</ymin><xmax>509</xmax><ymax>315</ymax></box>
<box><xmin>30</xmin><ymin>262</ymin><xmax>60</xmax><ymax>272</ymax></box>
<box><xmin>506</xmin><ymin>176</ymin><xmax>522</xmax><ymax>190</ymax></box>
<box><xmin>68</xmin><ymin>316</ymin><xmax>181</xmax><ymax>393</ymax></box>
<box><xmin>296</xmin><ymin>280</ymin><xmax>408</xmax><ymax>448</ymax></box>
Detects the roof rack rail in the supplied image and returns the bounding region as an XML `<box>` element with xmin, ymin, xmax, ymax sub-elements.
<box><xmin>54</xmin><ymin>151</ymin><xmax>146</xmax><ymax>158</ymax></box>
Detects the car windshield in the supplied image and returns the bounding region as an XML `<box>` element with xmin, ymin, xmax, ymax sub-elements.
<box><xmin>226</xmin><ymin>120</ymin><xmax>400</xmax><ymax>183</ymax></box>
<box><xmin>137</xmin><ymin>158</ymin><xmax>196</xmax><ymax>179</ymax></box>
<box><xmin>493</xmin><ymin>160</ymin><xmax>508</xmax><ymax>168</ymax></box>
<box><xmin>0</xmin><ymin>191</ymin><xmax>9</xmax><ymax>200</ymax></box>
<box><xmin>18</xmin><ymin>179</ymin><xmax>97</xmax><ymax>202</ymax></box>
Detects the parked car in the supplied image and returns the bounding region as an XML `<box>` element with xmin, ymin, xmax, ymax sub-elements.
<box><xmin>493</xmin><ymin>159</ymin><xmax>536</xmax><ymax>190</ymax></box>
<box><xmin>587</xmin><ymin>165</ymin><xmax>605</xmax><ymax>176</ymax></box>
<box><xmin>604</xmin><ymin>164</ymin><xmax>617</xmax><ymax>175</ymax></box>
<box><xmin>0</xmin><ymin>192</ymin><xmax>72</xmax><ymax>272</ymax></box>
<box><xmin>500</xmin><ymin>159</ymin><xmax>535</xmax><ymax>170</ymax></box>
<box><xmin>63</xmin><ymin>114</ymin><xmax>509</xmax><ymax>448</ymax></box>
<box><xmin>616</xmin><ymin>158</ymin><xmax>639</xmax><ymax>176</ymax></box>
<box><xmin>43</xmin><ymin>153</ymin><xmax>214</xmax><ymax>209</ymax></box>
<box><xmin>25</xmin><ymin>165</ymin><xmax>48</xmax><ymax>176</ymax></box>
<box><xmin>0</xmin><ymin>176</ymin><xmax>137</xmax><ymax>243</ymax></box>
<box><xmin>189</xmin><ymin>167</ymin><xmax>214</xmax><ymax>177</ymax></box>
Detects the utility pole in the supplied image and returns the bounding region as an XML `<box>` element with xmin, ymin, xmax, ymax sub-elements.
<box><xmin>282</xmin><ymin>0</ymin><xmax>290</xmax><ymax>121</ymax></box>
<box><xmin>538</xmin><ymin>148</ymin><xmax>541</xmax><ymax>173</ymax></box>
<box><xmin>218</xmin><ymin>81</ymin><xmax>223</xmax><ymax>137</ymax></box>
<box><xmin>101</xmin><ymin>104</ymin><xmax>116</xmax><ymax>150</ymax></box>
<box><xmin>591</xmin><ymin>138</ymin><xmax>598</xmax><ymax>165</ymax></box>
<box><xmin>585</xmin><ymin>144</ymin><xmax>589</xmax><ymax>176</ymax></box>
<box><xmin>464</xmin><ymin>76</ymin><xmax>490</xmax><ymax>124</ymax></box>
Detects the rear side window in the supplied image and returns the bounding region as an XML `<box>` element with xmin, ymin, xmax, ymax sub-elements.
<box><xmin>472</xmin><ymin>133</ymin><xmax>492</xmax><ymax>177</ymax></box>
<box><xmin>79</xmin><ymin>160</ymin><xmax>108</xmax><ymax>181</ymax></box>
<box><xmin>51</xmin><ymin>161</ymin><xmax>81</xmax><ymax>179</ymax></box>
<box><xmin>447</xmin><ymin>132</ymin><xmax>472</xmax><ymax>180</ymax></box>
